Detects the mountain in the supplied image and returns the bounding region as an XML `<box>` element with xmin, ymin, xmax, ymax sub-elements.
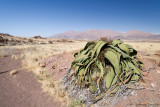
<box><xmin>51</xmin><ymin>30</ymin><xmax>160</xmax><ymax>40</ymax></box>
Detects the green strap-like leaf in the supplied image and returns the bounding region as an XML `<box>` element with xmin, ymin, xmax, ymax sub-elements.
<box><xmin>112</xmin><ymin>39</ymin><xmax>122</xmax><ymax>46</ymax></box>
<box><xmin>104</xmin><ymin>66</ymin><xmax>115</xmax><ymax>89</ymax></box>
<box><xmin>96</xmin><ymin>60</ymin><xmax>104</xmax><ymax>84</ymax></box>
<box><xmin>107</xmin><ymin>85</ymin><xmax>119</xmax><ymax>94</ymax></box>
<box><xmin>91</xmin><ymin>41</ymin><xmax>105</xmax><ymax>58</ymax></box>
<box><xmin>89</xmin><ymin>83</ymin><xmax>97</xmax><ymax>94</ymax></box>
<box><xmin>108</xmin><ymin>45</ymin><xmax>132</xmax><ymax>59</ymax></box>
<box><xmin>78</xmin><ymin>68</ymin><xmax>85</xmax><ymax>76</ymax></box>
<box><xmin>72</xmin><ymin>52</ymin><xmax>90</xmax><ymax>66</ymax></box>
<box><xmin>118</xmin><ymin>42</ymin><xmax>129</xmax><ymax>53</ymax></box>
<box><xmin>131</xmin><ymin>74</ymin><xmax>139</xmax><ymax>82</ymax></box>
<box><xmin>104</xmin><ymin>48</ymin><xmax>121</xmax><ymax>75</ymax></box>
<box><xmin>95</xmin><ymin>41</ymin><xmax>106</xmax><ymax>57</ymax></box>
<box><xmin>111</xmin><ymin>75</ymin><xmax>118</xmax><ymax>86</ymax></box>
<box><xmin>126</xmin><ymin>44</ymin><xmax>137</xmax><ymax>56</ymax></box>
<box><xmin>84</xmin><ymin>58</ymin><xmax>95</xmax><ymax>75</ymax></box>
<box><xmin>128</xmin><ymin>61</ymin><xmax>141</xmax><ymax>75</ymax></box>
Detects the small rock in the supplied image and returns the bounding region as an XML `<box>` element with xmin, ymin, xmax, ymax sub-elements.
<box><xmin>64</xmin><ymin>66</ymin><xmax>68</xmax><ymax>69</ymax></box>
<box><xmin>142</xmin><ymin>72</ymin><xmax>148</xmax><ymax>76</ymax></box>
<box><xmin>59</xmin><ymin>68</ymin><xmax>63</xmax><ymax>72</ymax></box>
<box><xmin>123</xmin><ymin>96</ymin><xmax>127</xmax><ymax>100</ymax></box>
<box><xmin>39</xmin><ymin>63</ymin><xmax>46</xmax><ymax>67</ymax></box>
<box><xmin>130</xmin><ymin>91</ymin><xmax>136</xmax><ymax>95</ymax></box>
<box><xmin>34</xmin><ymin>58</ymin><xmax>38</xmax><ymax>61</ymax></box>
<box><xmin>52</xmin><ymin>65</ymin><xmax>56</xmax><ymax>69</ymax></box>
<box><xmin>157</xmin><ymin>70</ymin><xmax>160</xmax><ymax>74</ymax></box>
<box><xmin>59</xmin><ymin>66</ymin><xmax>68</xmax><ymax>71</ymax></box>
<box><xmin>145</xmin><ymin>53</ymin><xmax>150</xmax><ymax>56</ymax></box>
<box><xmin>10</xmin><ymin>70</ymin><xmax>18</xmax><ymax>75</ymax></box>
<box><xmin>151</xmin><ymin>83</ymin><xmax>156</xmax><ymax>88</ymax></box>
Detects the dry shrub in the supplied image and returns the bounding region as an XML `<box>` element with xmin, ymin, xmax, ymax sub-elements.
<box><xmin>56</xmin><ymin>39</ymin><xmax>73</xmax><ymax>43</ymax></box>
<box><xmin>11</xmin><ymin>54</ymin><xmax>19</xmax><ymax>60</ymax></box>
<box><xmin>48</xmin><ymin>40</ymin><xmax>53</xmax><ymax>44</ymax></box>
<box><xmin>40</xmin><ymin>42</ymin><xmax>46</xmax><ymax>44</ymax></box>
<box><xmin>0</xmin><ymin>43</ymin><xmax>4</xmax><ymax>46</ymax></box>
<box><xmin>9</xmin><ymin>42</ymin><xmax>17</xmax><ymax>45</ymax></box>
<box><xmin>28</xmin><ymin>39</ymin><xmax>33</xmax><ymax>43</ymax></box>
<box><xmin>0</xmin><ymin>47</ymin><xmax>15</xmax><ymax>57</ymax></box>
<box><xmin>0</xmin><ymin>36</ymin><xmax>8</xmax><ymax>44</ymax></box>
<box><xmin>99</xmin><ymin>37</ymin><xmax>112</xmax><ymax>44</ymax></box>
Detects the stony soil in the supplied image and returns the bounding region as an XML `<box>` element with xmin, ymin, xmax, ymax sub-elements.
<box><xmin>43</xmin><ymin>50</ymin><xmax>160</xmax><ymax>107</ymax></box>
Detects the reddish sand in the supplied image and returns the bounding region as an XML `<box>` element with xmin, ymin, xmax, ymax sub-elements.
<box><xmin>1</xmin><ymin>50</ymin><xmax>160</xmax><ymax>107</ymax></box>
<box><xmin>0</xmin><ymin>54</ymin><xmax>62</xmax><ymax>107</ymax></box>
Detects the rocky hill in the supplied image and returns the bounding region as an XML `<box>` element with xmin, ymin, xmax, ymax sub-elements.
<box><xmin>51</xmin><ymin>30</ymin><xmax>160</xmax><ymax>41</ymax></box>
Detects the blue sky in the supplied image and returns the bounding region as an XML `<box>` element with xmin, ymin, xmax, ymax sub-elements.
<box><xmin>0</xmin><ymin>0</ymin><xmax>160</xmax><ymax>37</ymax></box>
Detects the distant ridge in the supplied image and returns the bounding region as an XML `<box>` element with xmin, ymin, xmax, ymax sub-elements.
<box><xmin>51</xmin><ymin>30</ymin><xmax>160</xmax><ymax>40</ymax></box>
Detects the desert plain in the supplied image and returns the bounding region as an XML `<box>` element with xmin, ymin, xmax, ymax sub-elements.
<box><xmin>0</xmin><ymin>34</ymin><xmax>160</xmax><ymax>107</ymax></box>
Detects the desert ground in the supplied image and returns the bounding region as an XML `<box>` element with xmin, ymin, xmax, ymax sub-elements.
<box><xmin>0</xmin><ymin>35</ymin><xmax>160</xmax><ymax>107</ymax></box>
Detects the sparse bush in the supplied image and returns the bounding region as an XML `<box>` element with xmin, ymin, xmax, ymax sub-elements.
<box><xmin>0</xmin><ymin>36</ymin><xmax>8</xmax><ymax>44</ymax></box>
<box><xmin>31</xmin><ymin>42</ymin><xmax>35</xmax><ymax>45</ymax></box>
<box><xmin>18</xmin><ymin>43</ymin><xmax>24</xmax><ymax>45</ymax></box>
<box><xmin>28</xmin><ymin>39</ymin><xmax>33</xmax><ymax>43</ymax></box>
<box><xmin>40</xmin><ymin>42</ymin><xmax>46</xmax><ymax>44</ymax></box>
<box><xmin>56</xmin><ymin>39</ymin><xmax>72</xmax><ymax>43</ymax></box>
<box><xmin>48</xmin><ymin>40</ymin><xmax>53</xmax><ymax>44</ymax></box>
<box><xmin>62</xmin><ymin>39</ymin><xmax>68</xmax><ymax>42</ymax></box>
<box><xmin>9</xmin><ymin>42</ymin><xmax>17</xmax><ymax>45</ymax></box>
<box><xmin>68</xmin><ymin>40</ymin><xmax>73</xmax><ymax>43</ymax></box>
<box><xmin>0</xmin><ymin>43</ymin><xmax>4</xmax><ymax>46</ymax></box>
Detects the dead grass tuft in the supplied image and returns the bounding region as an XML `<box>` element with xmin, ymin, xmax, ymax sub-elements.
<box><xmin>11</xmin><ymin>54</ymin><xmax>19</xmax><ymax>60</ymax></box>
